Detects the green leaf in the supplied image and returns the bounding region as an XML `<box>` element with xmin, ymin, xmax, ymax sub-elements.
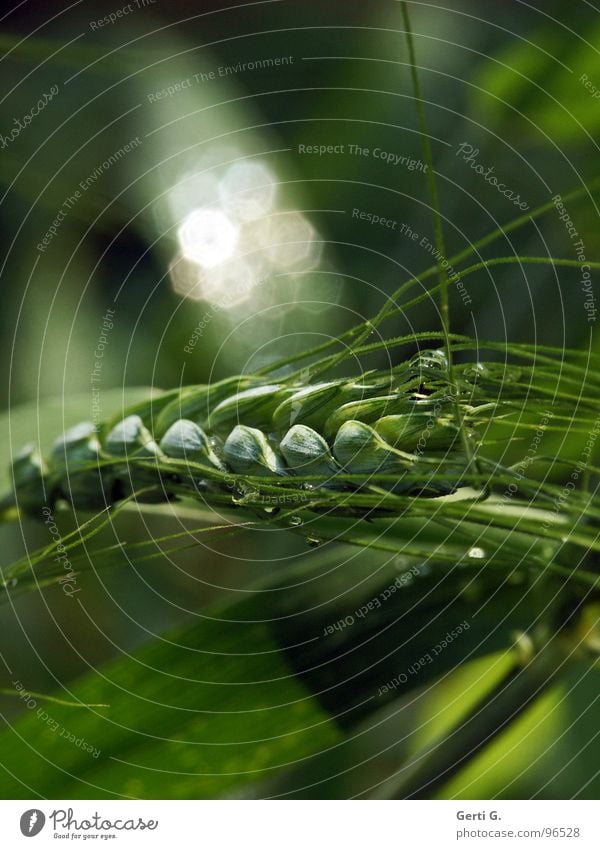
<box><xmin>469</xmin><ymin>21</ymin><xmax>600</xmax><ymax>142</ymax></box>
<box><xmin>0</xmin><ymin>593</ymin><xmax>341</xmax><ymax>799</ymax></box>
<box><xmin>235</xmin><ymin>649</ymin><xmax>516</xmax><ymax>798</ymax></box>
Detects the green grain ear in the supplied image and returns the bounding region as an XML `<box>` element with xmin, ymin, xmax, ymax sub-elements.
<box><xmin>223</xmin><ymin>425</ymin><xmax>285</xmax><ymax>476</ymax></box>
<box><xmin>153</xmin><ymin>376</ymin><xmax>259</xmax><ymax>435</ymax></box>
<box><xmin>280</xmin><ymin>424</ymin><xmax>338</xmax><ymax>477</ymax></box>
<box><xmin>323</xmin><ymin>395</ymin><xmax>410</xmax><ymax>438</ymax></box>
<box><xmin>6</xmin><ymin>341</ymin><xmax>595</xmax><ymax>523</ymax></box>
<box><xmin>104</xmin><ymin>415</ymin><xmax>162</xmax><ymax>458</ymax></box>
<box><xmin>207</xmin><ymin>384</ymin><xmax>293</xmax><ymax>433</ymax></box>
<box><xmin>49</xmin><ymin>422</ymin><xmax>111</xmax><ymax>511</ymax></box>
<box><xmin>333</xmin><ymin>421</ymin><xmax>415</xmax><ymax>474</ymax></box>
<box><xmin>50</xmin><ymin>422</ymin><xmax>102</xmax><ymax>473</ymax></box>
<box><xmin>374</xmin><ymin>414</ymin><xmax>459</xmax><ymax>452</ymax></box>
<box><xmin>0</xmin><ymin>358</ymin><xmax>490</xmax><ymax>514</ymax></box>
<box><xmin>272</xmin><ymin>379</ymin><xmax>390</xmax><ymax>434</ymax></box>
<box><xmin>11</xmin><ymin>444</ymin><xmax>48</xmax><ymax>515</ymax></box>
<box><xmin>159</xmin><ymin>419</ymin><xmax>225</xmax><ymax>470</ymax></box>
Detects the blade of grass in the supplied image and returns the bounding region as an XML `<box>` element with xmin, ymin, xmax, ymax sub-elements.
<box><xmin>0</xmin><ymin>689</ymin><xmax>109</xmax><ymax>709</ymax></box>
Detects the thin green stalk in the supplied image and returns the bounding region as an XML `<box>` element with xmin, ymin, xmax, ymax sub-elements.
<box><xmin>309</xmin><ymin>2</ymin><xmax>456</xmax><ymax>383</ymax></box>
<box><xmin>372</xmin><ymin>635</ymin><xmax>573</xmax><ymax>799</ymax></box>
<box><xmin>0</xmin><ymin>689</ymin><xmax>109</xmax><ymax>709</ymax></box>
<box><xmin>400</xmin><ymin>0</ymin><xmax>450</xmax><ymax>346</ymax></box>
<box><xmin>281</xmin><ymin>256</ymin><xmax>600</xmax><ymax>381</ymax></box>
<box><xmin>259</xmin><ymin>177</ymin><xmax>600</xmax><ymax>380</ymax></box>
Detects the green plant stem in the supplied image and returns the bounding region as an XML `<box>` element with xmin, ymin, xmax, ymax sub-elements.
<box><xmin>281</xmin><ymin>256</ymin><xmax>600</xmax><ymax>381</ymax></box>
<box><xmin>259</xmin><ymin>177</ymin><xmax>600</xmax><ymax>380</ymax></box>
<box><xmin>0</xmin><ymin>689</ymin><xmax>109</xmax><ymax>708</ymax></box>
<box><xmin>372</xmin><ymin>635</ymin><xmax>573</xmax><ymax>799</ymax></box>
<box><xmin>400</xmin><ymin>0</ymin><xmax>450</xmax><ymax>344</ymax></box>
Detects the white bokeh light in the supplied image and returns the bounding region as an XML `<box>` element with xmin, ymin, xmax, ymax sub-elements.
<box><xmin>169</xmin><ymin>157</ymin><xmax>322</xmax><ymax>307</ymax></box>
<box><xmin>170</xmin><ymin>253</ymin><xmax>262</xmax><ymax>307</ymax></box>
<box><xmin>235</xmin><ymin>220</ymin><xmax>275</xmax><ymax>276</ymax></box>
<box><xmin>202</xmin><ymin>257</ymin><xmax>260</xmax><ymax>307</ymax></box>
<box><xmin>168</xmin><ymin>172</ymin><xmax>220</xmax><ymax>221</ymax></box>
<box><xmin>169</xmin><ymin>254</ymin><xmax>204</xmax><ymax>300</ymax></box>
<box><xmin>262</xmin><ymin>211</ymin><xmax>321</xmax><ymax>271</ymax></box>
<box><xmin>219</xmin><ymin>161</ymin><xmax>276</xmax><ymax>221</ymax></box>
<box><xmin>178</xmin><ymin>208</ymin><xmax>238</xmax><ymax>268</ymax></box>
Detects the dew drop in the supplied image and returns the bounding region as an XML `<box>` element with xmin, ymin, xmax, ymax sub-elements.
<box><xmin>289</xmin><ymin>515</ymin><xmax>303</xmax><ymax>526</ymax></box>
<box><xmin>468</xmin><ymin>546</ymin><xmax>486</xmax><ymax>559</ymax></box>
<box><xmin>410</xmin><ymin>349</ymin><xmax>448</xmax><ymax>372</ymax></box>
<box><xmin>465</xmin><ymin>362</ymin><xmax>489</xmax><ymax>384</ymax></box>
